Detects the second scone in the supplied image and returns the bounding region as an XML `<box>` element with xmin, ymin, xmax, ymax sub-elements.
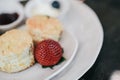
<box><xmin>26</xmin><ymin>15</ymin><xmax>63</xmax><ymax>43</ymax></box>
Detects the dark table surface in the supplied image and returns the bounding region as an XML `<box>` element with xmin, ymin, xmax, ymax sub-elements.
<box><xmin>79</xmin><ymin>0</ymin><xmax>120</xmax><ymax>80</ymax></box>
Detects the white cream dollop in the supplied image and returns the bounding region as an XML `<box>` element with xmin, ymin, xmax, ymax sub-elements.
<box><xmin>32</xmin><ymin>3</ymin><xmax>60</xmax><ymax>17</ymax></box>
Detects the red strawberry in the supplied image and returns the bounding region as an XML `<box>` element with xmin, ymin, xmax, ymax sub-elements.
<box><xmin>35</xmin><ymin>39</ymin><xmax>63</xmax><ymax>66</ymax></box>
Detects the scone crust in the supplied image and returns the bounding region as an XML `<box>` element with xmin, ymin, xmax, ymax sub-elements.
<box><xmin>26</xmin><ymin>15</ymin><xmax>63</xmax><ymax>42</ymax></box>
<box><xmin>0</xmin><ymin>29</ymin><xmax>35</xmax><ymax>73</ymax></box>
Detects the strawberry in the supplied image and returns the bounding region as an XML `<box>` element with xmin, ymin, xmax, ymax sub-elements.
<box><xmin>35</xmin><ymin>39</ymin><xmax>63</xmax><ymax>66</ymax></box>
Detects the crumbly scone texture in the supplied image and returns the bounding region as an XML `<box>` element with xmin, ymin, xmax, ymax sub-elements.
<box><xmin>0</xmin><ymin>29</ymin><xmax>35</xmax><ymax>73</ymax></box>
<box><xmin>26</xmin><ymin>15</ymin><xmax>63</xmax><ymax>43</ymax></box>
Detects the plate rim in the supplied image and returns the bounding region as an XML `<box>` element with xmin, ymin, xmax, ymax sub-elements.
<box><xmin>73</xmin><ymin>1</ymin><xmax>104</xmax><ymax>80</ymax></box>
<box><xmin>53</xmin><ymin>1</ymin><xmax>104</xmax><ymax>80</ymax></box>
<box><xmin>76</xmin><ymin>2</ymin><xmax>104</xmax><ymax>80</ymax></box>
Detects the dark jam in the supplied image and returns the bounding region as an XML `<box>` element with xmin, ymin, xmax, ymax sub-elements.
<box><xmin>0</xmin><ymin>13</ymin><xmax>19</xmax><ymax>25</ymax></box>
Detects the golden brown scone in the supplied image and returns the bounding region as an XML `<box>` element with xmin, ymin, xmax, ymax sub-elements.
<box><xmin>26</xmin><ymin>15</ymin><xmax>63</xmax><ymax>43</ymax></box>
<box><xmin>0</xmin><ymin>29</ymin><xmax>35</xmax><ymax>73</ymax></box>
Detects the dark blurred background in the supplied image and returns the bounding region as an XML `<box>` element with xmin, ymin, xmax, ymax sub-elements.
<box><xmin>79</xmin><ymin>0</ymin><xmax>120</xmax><ymax>80</ymax></box>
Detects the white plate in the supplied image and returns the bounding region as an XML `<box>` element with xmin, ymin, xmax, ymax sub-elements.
<box><xmin>0</xmin><ymin>27</ymin><xmax>78</xmax><ymax>80</ymax></box>
<box><xmin>0</xmin><ymin>0</ymin><xmax>103</xmax><ymax>80</ymax></box>
<box><xmin>50</xmin><ymin>1</ymin><xmax>104</xmax><ymax>80</ymax></box>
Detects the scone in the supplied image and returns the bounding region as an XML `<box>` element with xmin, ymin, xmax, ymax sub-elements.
<box><xmin>0</xmin><ymin>29</ymin><xmax>35</xmax><ymax>73</ymax></box>
<box><xmin>26</xmin><ymin>15</ymin><xmax>63</xmax><ymax>43</ymax></box>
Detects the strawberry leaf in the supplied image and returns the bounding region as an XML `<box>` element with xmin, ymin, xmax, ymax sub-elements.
<box><xmin>42</xmin><ymin>56</ymin><xmax>66</xmax><ymax>69</ymax></box>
